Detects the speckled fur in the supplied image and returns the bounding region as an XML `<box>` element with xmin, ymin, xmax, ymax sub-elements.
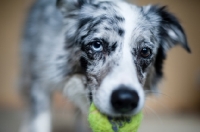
<box><xmin>20</xmin><ymin>0</ymin><xmax>190</xmax><ymax>132</ymax></box>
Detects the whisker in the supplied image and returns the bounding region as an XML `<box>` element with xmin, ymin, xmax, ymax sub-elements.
<box><xmin>144</xmin><ymin>105</ymin><xmax>163</xmax><ymax>125</ymax></box>
<box><xmin>145</xmin><ymin>90</ymin><xmax>171</xmax><ymax>98</ymax></box>
<box><xmin>145</xmin><ymin>97</ymin><xmax>171</xmax><ymax>112</ymax></box>
<box><xmin>143</xmin><ymin>107</ymin><xmax>148</xmax><ymax>115</ymax></box>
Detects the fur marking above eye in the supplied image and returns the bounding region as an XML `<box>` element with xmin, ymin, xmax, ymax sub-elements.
<box><xmin>140</xmin><ymin>47</ymin><xmax>152</xmax><ymax>58</ymax></box>
<box><xmin>79</xmin><ymin>17</ymin><xmax>93</xmax><ymax>29</ymax></box>
<box><xmin>114</xmin><ymin>15</ymin><xmax>125</xmax><ymax>22</ymax></box>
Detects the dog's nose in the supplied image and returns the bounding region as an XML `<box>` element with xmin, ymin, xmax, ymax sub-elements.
<box><xmin>111</xmin><ymin>87</ymin><xmax>139</xmax><ymax>113</ymax></box>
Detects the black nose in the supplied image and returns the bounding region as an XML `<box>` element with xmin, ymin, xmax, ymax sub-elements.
<box><xmin>111</xmin><ymin>87</ymin><xmax>139</xmax><ymax>113</ymax></box>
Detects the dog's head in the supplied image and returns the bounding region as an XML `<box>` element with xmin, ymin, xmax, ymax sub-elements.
<box><xmin>57</xmin><ymin>0</ymin><xmax>190</xmax><ymax>117</ymax></box>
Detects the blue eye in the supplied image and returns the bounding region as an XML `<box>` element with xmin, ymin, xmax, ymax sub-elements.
<box><xmin>91</xmin><ymin>41</ymin><xmax>103</xmax><ymax>52</ymax></box>
<box><xmin>140</xmin><ymin>47</ymin><xmax>151</xmax><ymax>58</ymax></box>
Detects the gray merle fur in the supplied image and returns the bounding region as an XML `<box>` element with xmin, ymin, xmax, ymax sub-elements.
<box><xmin>20</xmin><ymin>0</ymin><xmax>190</xmax><ymax>132</ymax></box>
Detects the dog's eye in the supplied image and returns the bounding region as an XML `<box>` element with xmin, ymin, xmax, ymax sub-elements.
<box><xmin>91</xmin><ymin>41</ymin><xmax>103</xmax><ymax>52</ymax></box>
<box><xmin>140</xmin><ymin>47</ymin><xmax>151</xmax><ymax>58</ymax></box>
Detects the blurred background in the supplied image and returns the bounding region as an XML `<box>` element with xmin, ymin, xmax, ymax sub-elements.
<box><xmin>0</xmin><ymin>0</ymin><xmax>200</xmax><ymax>132</ymax></box>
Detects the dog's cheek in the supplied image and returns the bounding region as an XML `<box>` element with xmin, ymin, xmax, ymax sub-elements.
<box><xmin>135</xmin><ymin>59</ymin><xmax>153</xmax><ymax>85</ymax></box>
<box><xmin>139</xmin><ymin>59</ymin><xmax>152</xmax><ymax>72</ymax></box>
<box><xmin>63</xmin><ymin>75</ymin><xmax>90</xmax><ymax>114</ymax></box>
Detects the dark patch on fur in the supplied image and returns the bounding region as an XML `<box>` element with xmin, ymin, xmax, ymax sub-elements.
<box><xmin>154</xmin><ymin>45</ymin><xmax>166</xmax><ymax>77</ymax></box>
<box><xmin>89</xmin><ymin>91</ymin><xmax>93</xmax><ymax>102</ymax></box>
<box><xmin>104</xmin><ymin>27</ymin><xmax>112</xmax><ymax>31</ymax></box>
<box><xmin>90</xmin><ymin>16</ymin><xmax>109</xmax><ymax>29</ymax></box>
<box><xmin>140</xmin><ymin>59</ymin><xmax>152</xmax><ymax>72</ymax></box>
<box><xmin>80</xmin><ymin>57</ymin><xmax>88</xmax><ymax>71</ymax></box>
<box><xmin>76</xmin><ymin>0</ymin><xmax>91</xmax><ymax>8</ymax></box>
<box><xmin>91</xmin><ymin>3</ymin><xmax>100</xmax><ymax>8</ymax></box>
<box><xmin>79</xmin><ymin>17</ymin><xmax>93</xmax><ymax>29</ymax></box>
<box><xmin>80</xmin><ymin>34</ymin><xmax>88</xmax><ymax>42</ymax></box>
<box><xmin>108</xmin><ymin>42</ymin><xmax>118</xmax><ymax>55</ymax></box>
<box><xmin>100</xmin><ymin>39</ymin><xmax>118</xmax><ymax>56</ymax></box>
<box><xmin>115</xmin><ymin>15</ymin><xmax>125</xmax><ymax>22</ymax></box>
<box><xmin>118</xmin><ymin>28</ymin><xmax>124</xmax><ymax>37</ymax></box>
<box><xmin>92</xmin><ymin>1</ymin><xmax>113</xmax><ymax>10</ymax></box>
<box><xmin>102</xmin><ymin>6</ymin><xmax>108</xmax><ymax>10</ymax></box>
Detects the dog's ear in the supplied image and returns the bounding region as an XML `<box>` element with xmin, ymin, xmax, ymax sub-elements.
<box><xmin>158</xmin><ymin>6</ymin><xmax>190</xmax><ymax>52</ymax></box>
<box><xmin>143</xmin><ymin>5</ymin><xmax>191</xmax><ymax>92</ymax></box>
<box><xmin>56</xmin><ymin>0</ymin><xmax>92</xmax><ymax>13</ymax></box>
<box><xmin>145</xmin><ymin>5</ymin><xmax>191</xmax><ymax>52</ymax></box>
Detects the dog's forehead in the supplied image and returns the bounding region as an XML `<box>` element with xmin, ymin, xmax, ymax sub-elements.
<box><xmin>79</xmin><ymin>1</ymin><xmax>158</xmax><ymax>46</ymax></box>
<box><xmin>113</xmin><ymin>2</ymin><xmax>159</xmax><ymax>45</ymax></box>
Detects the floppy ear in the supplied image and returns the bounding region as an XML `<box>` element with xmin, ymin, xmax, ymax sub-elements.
<box><xmin>56</xmin><ymin>0</ymin><xmax>92</xmax><ymax>13</ymax></box>
<box><xmin>143</xmin><ymin>5</ymin><xmax>191</xmax><ymax>92</ymax></box>
<box><xmin>146</xmin><ymin>5</ymin><xmax>191</xmax><ymax>52</ymax></box>
<box><xmin>154</xmin><ymin>5</ymin><xmax>190</xmax><ymax>75</ymax></box>
<box><xmin>157</xmin><ymin>6</ymin><xmax>190</xmax><ymax>52</ymax></box>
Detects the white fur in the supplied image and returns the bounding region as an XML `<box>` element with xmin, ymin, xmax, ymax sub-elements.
<box><xmin>32</xmin><ymin>111</ymin><xmax>51</xmax><ymax>132</ymax></box>
<box><xmin>93</xmin><ymin>1</ymin><xmax>145</xmax><ymax>117</ymax></box>
<box><xmin>63</xmin><ymin>75</ymin><xmax>90</xmax><ymax>114</ymax></box>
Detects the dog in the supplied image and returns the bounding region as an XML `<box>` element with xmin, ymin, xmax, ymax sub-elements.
<box><xmin>20</xmin><ymin>0</ymin><xmax>190</xmax><ymax>132</ymax></box>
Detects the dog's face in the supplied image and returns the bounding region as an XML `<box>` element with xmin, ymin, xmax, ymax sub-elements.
<box><xmin>58</xmin><ymin>0</ymin><xmax>190</xmax><ymax>117</ymax></box>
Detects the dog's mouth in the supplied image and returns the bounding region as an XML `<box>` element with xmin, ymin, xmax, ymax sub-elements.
<box><xmin>88</xmin><ymin>102</ymin><xmax>143</xmax><ymax>132</ymax></box>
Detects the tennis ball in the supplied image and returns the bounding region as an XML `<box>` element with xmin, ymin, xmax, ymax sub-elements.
<box><xmin>88</xmin><ymin>103</ymin><xmax>143</xmax><ymax>132</ymax></box>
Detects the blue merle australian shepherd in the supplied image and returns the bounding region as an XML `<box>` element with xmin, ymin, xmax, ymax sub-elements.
<box><xmin>20</xmin><ymin>0</ymin><xmax>190</xmax><ymax>131</ymax></box>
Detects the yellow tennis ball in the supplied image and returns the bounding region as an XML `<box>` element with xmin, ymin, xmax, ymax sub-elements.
<box><xmin>88</xmin><ymin>103</ymin><xmax>143</xmax><ymax>132</ymax></box>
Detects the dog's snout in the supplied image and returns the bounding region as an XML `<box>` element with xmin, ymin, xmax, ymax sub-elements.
<box><xmin>111</xmin><ymin>87</ymin><xmax>139</xmax><ymax>113</ymax></box>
